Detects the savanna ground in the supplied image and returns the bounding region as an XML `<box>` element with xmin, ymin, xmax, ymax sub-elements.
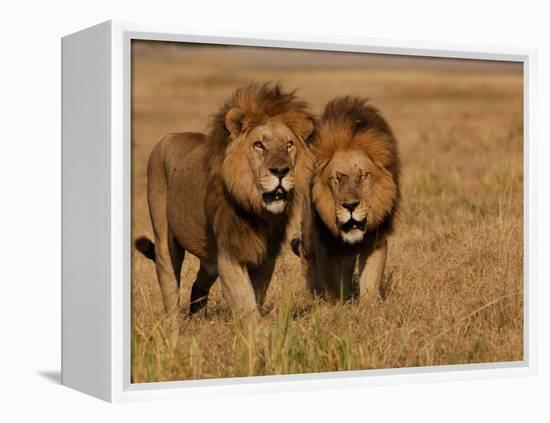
<box><xmin>131</xmin><ymin>41</ymin><xmax>524</xmax><ymax>383</ymax></box>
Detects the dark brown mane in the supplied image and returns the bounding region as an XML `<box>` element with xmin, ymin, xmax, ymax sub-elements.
<box><xmin>314</xmin><ymin>96</ymin><xmax>400</xmax><ymax>183</ymax></box>
<box><xmin>321</xmin><ymin>96</ymin><xmax>390</xmax><ymax>134</ymax></box>
<box><xmin>311</xmin><ymin>96</ymin><xmax>401</xmax><ymax>239</ymax></box>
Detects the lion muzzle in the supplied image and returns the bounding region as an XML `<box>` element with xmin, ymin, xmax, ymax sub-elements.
<box><xmin>337</xmin><ymin>206</ymin><xmax>368</xmax><ymax>244</ymax></box>
<box><xmin>262</xmin><ymin>186</ymin><xmax>288</xmax><ymax>203</ymax></box>
<box><xmin>260</xmin><ymin>172</ymin><xmax>295</xmax><ymax>214</ymax></box>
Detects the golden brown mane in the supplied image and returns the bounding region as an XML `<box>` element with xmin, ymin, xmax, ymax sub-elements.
<box><xmin>207</xmin><ymin>82</ymin><xmax>315</xmax><ymax>151</ymax></box>
<box><xmin>205</xmin><ymin>83</ymin><xmax>315</xmax><ymax>266</ymax></box>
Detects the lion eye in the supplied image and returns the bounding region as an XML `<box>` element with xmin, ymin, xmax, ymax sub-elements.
<box><xmin>332</xmin><ymin>177</ymin><xmax>340</xmax><ymax>185</ymax></box>
<box><xmin>286</xmin><ymin>141</ymin><xmax>294</xmax><ymax>150</ymax></box>
<box><xmin>253</xmin><ymin>141</ymin><xmax>266</xmax><ymax>151</ymax></box>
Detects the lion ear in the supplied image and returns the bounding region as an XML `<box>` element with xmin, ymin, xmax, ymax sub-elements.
<box><xmin>225</xmin><ymin>107</ymin><xmax>246</xmax><ymax>139</ymax></box>
<box><xmin>295</xmin><ymin>118</ymin><xmax>315</xmax><ymax>143</ymax></box>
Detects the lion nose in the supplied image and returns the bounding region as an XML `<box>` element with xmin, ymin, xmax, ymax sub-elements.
<box><xmin>269</xmin><ymin>166</ymin><xmax>290</xmax><ymax>179</ymax></box>
<box><xmin>341</xmin><ymin>201</ymin><xmax>359</xmax><ymax>212</ymax></box>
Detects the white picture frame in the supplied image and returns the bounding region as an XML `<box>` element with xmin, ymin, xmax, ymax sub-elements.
<box><xmin>61</xmin><ymin>20</ymin><xmax>537</xmax><ymax>403</ymax></box>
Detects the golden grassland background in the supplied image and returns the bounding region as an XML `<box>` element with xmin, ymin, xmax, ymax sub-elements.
<box><xmin>131</xmin><ymin>41</ymin><xmax>524</xmax><ymax>383</ymax></box>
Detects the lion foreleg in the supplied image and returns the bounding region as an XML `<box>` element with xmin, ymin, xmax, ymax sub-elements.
<box><xmin>357</xmin><ymin>237</ymin><xmax>387</xmax><ymax>300</ymax></box>
<box><xmin>317</xmin><ymin>253</ymin><xmax>355</xmax><ymax>302</ymax></box>
<box><xmin>217</xmin><ymin>253</ymin><xmax>260</xmax><ymax>318</ymax></box>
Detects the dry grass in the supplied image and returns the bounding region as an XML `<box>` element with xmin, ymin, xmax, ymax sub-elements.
<box><xmin>130</xmin><ymin>42</ymin><xmax>524</xmax><ymax>383</ymax></box>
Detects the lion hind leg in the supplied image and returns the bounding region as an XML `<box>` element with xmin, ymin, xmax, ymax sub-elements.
<box><xmin>152</xmin><ymin>234</ymin><xmax>184</xmax><ymax>316</ymax></box>
<box><xmin>151</xmin><ymin>234</ymin><xmax>183</xmax><ymax>349</ymax></box>
<box><xmin>189</xmin><ymin>261</ymin><xmax>218</xmax><ymax>316</ymax></box>
<box><xmin>301</xmin><ymin>251</ymin><xmax>323</xmax><ymax>299</ymax></box>
<box><xmin>168</xmin><ymin>235</ymin><xmax>185</xmax><ymax>288</ymax></box>
<box><xmin>146</xmin><ymin>142</ymin><xmax>183</xmax><ymax>346</ymax></box>
<box><xmin>249</xmin><ymin>258</ymin><xmax>276</xmax><ymax>309</ymax></box>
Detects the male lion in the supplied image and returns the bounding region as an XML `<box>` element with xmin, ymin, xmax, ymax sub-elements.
<box><xmin>295</xmin><ymin>96</ymin><xmax>400</xmax><ymax>301</ymax></box>
<box><xmin>136</xmin><ymin>83</ymin><xmax>315</xmax><ymax>320</ymax></box>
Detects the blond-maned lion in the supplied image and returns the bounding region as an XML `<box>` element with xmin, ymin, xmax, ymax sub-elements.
<box><xmin>135</xmin><ymin>83</ymin><xmax>315</xmax><ymax>319</ymax></box>
<box><xmin>295</xmin><ymin>96</ymin><xmax>400</xmax><ymax>301</ymax></box>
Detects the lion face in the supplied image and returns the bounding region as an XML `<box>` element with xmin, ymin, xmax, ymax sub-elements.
<box><xmin>244</xmin><ymin>122</ymin><xmax>299</xmax><ymax>213</ymax></box>
<box><xmin>222</xmin><ymin>108</ymin><xmax>312</xmax><ymax>215</ymax></box>
<box><xmin>312</xmin><ymin>149</ymin><xmax>398</xmax><ymax>244</ymax></box>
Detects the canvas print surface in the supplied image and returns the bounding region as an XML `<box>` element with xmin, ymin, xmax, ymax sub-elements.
<box><xmin>131</xmin><ymin>40</ymin><xmax>523</xmax><ymax>383</ymax></box>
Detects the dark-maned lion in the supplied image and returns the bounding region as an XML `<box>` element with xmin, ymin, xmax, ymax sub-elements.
<box><xmin>136</xmin><ymin>83</ymin><xmax>315</xmax><ymax>320</ymax></box>
<box><xmin>295</xmin><ymin>96</ymin><xmax>400</xmax><ymax>301</ymax></box>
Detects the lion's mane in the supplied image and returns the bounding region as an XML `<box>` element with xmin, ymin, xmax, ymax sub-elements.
<box><xmin>311</xmin><ymin>96</ymin><xmax>400</xmax><ymax>239</ymax></box>
<box><xmin>205</xmin><ymin>83</ymin><xmax>315</xmax><ymax>265</ymax></box>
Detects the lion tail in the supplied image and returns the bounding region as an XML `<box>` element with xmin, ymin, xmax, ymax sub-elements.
<box><xmin>135</xmin><ymin>236</ymin><xmax>156</xmax><ymax>261</ymax></box>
